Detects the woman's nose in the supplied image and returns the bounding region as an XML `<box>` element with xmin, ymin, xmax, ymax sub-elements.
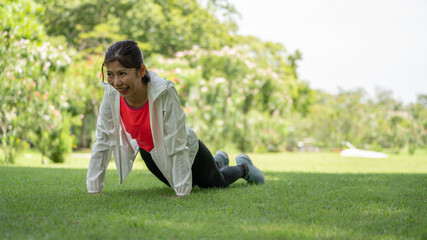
<box><xmin>113</xmin><ymin>76</ymin><xmax>121</xmax><ymax>86</ymax></box>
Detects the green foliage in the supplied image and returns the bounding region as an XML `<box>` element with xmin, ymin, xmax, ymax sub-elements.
<box><xmin>288</xmin><ymin>88</ymin><xmax>426</xmax><ymax>154</ymax></box>
<box><xmin>38</xmin><ymin>0</ymin><xmax>236</xmax><ymax>56</ymax></box>
<box><xmin>2</xmin><ymin>0</ymin><xmax>425</xmax><ymax>164</ymax></box>
<box><xmin>407</xmin><ymin>95</ymin><xmax>427</xmax><ymax>154</ymax></box>
<box><xmin>0</xmin><ymin>0</ymin><xmax>73</xmax><ymax>163</ymax></box>
<box><xmin>0</xmin><ymin>0</ymin><xmax>45</xmax><ymax>163</ymax></box>
<box><xmin>149</xmin><ymin>41</ymin><xmax>301</xmax><ymax>152</ymax></box>
<box><xmin>63</xmin><ymin>53</ymin><xmax>104</xmax><ymax>148</ymax></box>
<box><xmin>30</xmin><ymin>116</ymin><xmax>73</xmax><ymax>163</ymax></box>
<box><xmin>0</xmin><ymin>0</ymin><xmax>45</xmax><ymax>40</ymax></box>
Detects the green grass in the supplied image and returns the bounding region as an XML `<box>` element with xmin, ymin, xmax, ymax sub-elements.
<box><xmin>1</xmin><ymin>151</ymin><xmax>426</xmax><ymax>239</ymax></box>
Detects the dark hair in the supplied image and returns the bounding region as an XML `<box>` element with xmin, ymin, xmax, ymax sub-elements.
<box><xmin>101</xmin><ymin>40</ymin><xmax>150</xmax><ymax>83</ymax></box>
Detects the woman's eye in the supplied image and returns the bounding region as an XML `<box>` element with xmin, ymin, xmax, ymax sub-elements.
<box><xmin>120</xmin><ymin>72</ymin><xmax>126</xmax><ymax>76</ymax></box>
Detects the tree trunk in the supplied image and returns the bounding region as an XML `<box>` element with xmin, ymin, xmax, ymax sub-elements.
<box><xmin>0</xmin><ymin>119</ymin><xmax>10</xmax><ymax>164</ymax></box>
<box><xmin>240</xmin><ymin>112</ymin><xmax>247</xmax><ymax>152</ymax></box>
<box><xmin>81</xmin><ymin>113</ymin><xmax>87</xmax><ymax>148</ymax></box>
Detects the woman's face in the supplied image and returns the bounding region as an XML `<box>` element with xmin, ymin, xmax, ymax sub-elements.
<box><xmin>106</xmin><ymin>60</ymin><xmax>146</xmax><ymax>97</ymax></box>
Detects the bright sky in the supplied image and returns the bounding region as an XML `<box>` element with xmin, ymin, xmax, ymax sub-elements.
<box><xmin>229</xmin><ymin>0</ymin><xmax>427</xmax><ymax>103</ymax></box>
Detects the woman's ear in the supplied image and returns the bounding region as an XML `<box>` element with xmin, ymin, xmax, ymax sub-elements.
<box><xmin>139</xmin><ymin>64</ymin><xmax>147</xmax><ymax>77</ymax></box>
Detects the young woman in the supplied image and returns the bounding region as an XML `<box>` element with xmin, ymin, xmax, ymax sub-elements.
<box><xmin>86</xmin><ymin>40</ymin><xmax>264</xmax><ymax>197</ymax></box>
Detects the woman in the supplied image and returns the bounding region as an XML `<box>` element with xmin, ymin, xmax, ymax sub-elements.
<box><xmin>87</xmin><ymin>40</ymin><xmax>264</xmax><ymax>197</ymax></box>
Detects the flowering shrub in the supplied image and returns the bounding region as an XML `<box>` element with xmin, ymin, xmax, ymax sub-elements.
<box><xmin>62</xmin><ymin>53</ymin><xmax>105</xmax><ymax>149</ymax></box>
<box><xmin>0</xmin><ymin>0</ymin><xmax>73</xmax><ymax>163</ymax></box>
<box><xmin>149</xmin><ymin>44</ymin><xmax>298</xmax><ymax>152</ymax></box>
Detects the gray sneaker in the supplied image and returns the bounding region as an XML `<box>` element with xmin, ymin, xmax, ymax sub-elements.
<box><xmin>236</xmin><ymin>153</ymin><xmax>265</xmax><ymax>184</ymax></box>
<box><xmin>214</xmin><ymin>150</ymin><xmax>229</xmax><ymax>169</ymax></box>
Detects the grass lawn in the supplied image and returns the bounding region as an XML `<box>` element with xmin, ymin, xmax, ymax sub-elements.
<box><xmin>1</xmin><ymin>151</ymin><xmax>426</xmax><ymax>239</ymax></box>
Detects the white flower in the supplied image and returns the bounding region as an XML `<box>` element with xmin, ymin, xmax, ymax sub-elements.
<box><xmin>62</xmin><ymin>102</ymin><xmax>69</xmax><ymax>108</ymax></box>
<box><xmin>271</xmin><ymin>72</ymin><xmax>279</xmax><ymax>80</ymax></box>
<box><xmin>175</xmin><ymin>52</ymin><xmax>185</xmax><ymax>58</ymax></box>
<box><xmin>166</xmin><ymin>58</ymin><xmax>174</xmax><ymax>64</ymax></box>
<box><xmin>43</xmin><ymin>62</ymin><xmax>51</xmax><ymax>71</ymax></box>
<box><xmin>65</xmin><ymin>55</ymin><xmax>71</xmax><ymax>64</ymax></box>
<box><xmin>215</xmin><ymin>77</ymin><xmax>226</xmax><ymax>84</ymax></box>
<box><xmin>244</xmin><ymin>60</ymin><xmax>255</xmax><ymax>68</ymax></box>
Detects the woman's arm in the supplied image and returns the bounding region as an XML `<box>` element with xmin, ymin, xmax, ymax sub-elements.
<box><xmin>162</xmin><ymin>85</ymin><xmax>193</xmax><ymax>196</ymax></box>
<box><xmin>86</xmin><ymin>86</ymin><xmax>114</xmax><ymax>193</ymax></box>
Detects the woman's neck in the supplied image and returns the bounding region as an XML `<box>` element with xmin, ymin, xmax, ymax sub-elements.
<box><xmin>125</xmin><ymin>84</ymin><xmax>148</xmax><ymax>109</ymax></box>
<box><xmin>125</xmin><ymin>96</ymin><xmax>147</xmax><ymax>109</ymax></box>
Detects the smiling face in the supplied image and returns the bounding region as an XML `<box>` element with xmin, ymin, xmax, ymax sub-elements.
<box><xmin>106</xmin><ymin>60</ymin><xmax>146</xmax><ymax>98</ymax></box>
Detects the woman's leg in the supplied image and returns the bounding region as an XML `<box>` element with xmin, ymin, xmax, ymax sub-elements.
<box><xmin>139</xmin><ymin>148</ymin><xmax>171</xmax><ymax>187</ymax></box>
<box><xmin>192</xmin><ymin>140</ymin><xmax>246</xmax><ymax>188</ymax></box>
<box><xmin>140</xmin><ymin>141</ymin><xmax>246</xmax><ymax>189</ymax></box>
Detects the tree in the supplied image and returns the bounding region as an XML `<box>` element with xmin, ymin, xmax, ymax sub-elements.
<box><xmin>37</xmin><ymin>0</ymin><xmax>237</xmax><ymax>56</ymax></box>
<box><xmin>406</xmin><ymin>95</ymin><xmax>426</xmax><ymax>154</ymax></box>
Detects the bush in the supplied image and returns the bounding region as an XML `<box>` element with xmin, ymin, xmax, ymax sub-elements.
<box><xmin>0</xmin><ymin>0</ymin><xmax>73</xmax><ymax>164</ymax></box>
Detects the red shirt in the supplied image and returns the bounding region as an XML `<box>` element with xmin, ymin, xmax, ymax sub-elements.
<box><xmin>120</xmin><ymin>96</ymin><xmax>154</xmax><ymax>152</ymax></box>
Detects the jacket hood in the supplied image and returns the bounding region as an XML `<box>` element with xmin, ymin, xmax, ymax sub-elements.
<box><xmin>147</xmin><ymin>71</ymin><xmax>170</xmax><ymax>102</ymax></box>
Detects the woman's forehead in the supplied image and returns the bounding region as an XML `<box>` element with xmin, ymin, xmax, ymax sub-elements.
<box><xmin>106</xmin><ymin>60</ymin><xmax>127</xmax><ymax>71</ymax></box>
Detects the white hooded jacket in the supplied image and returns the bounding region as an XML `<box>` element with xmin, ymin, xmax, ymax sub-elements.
<box><xmin>86</xmin><ymin>71</ymin><xmax>199</xmax><ymax>196</ymax></box>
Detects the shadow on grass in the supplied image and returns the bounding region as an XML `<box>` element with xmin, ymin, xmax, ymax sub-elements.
<box><xmin>0</xmin><ymin>166</ymin><xmax>426</xmax><ymax>239</ymax></box>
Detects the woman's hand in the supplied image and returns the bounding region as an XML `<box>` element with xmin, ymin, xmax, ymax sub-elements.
<box><xmin>88</xmin><ymin>192</ymin><xmax>102</xmax><ymax>196</ymax></box>
<box><xmin>168</xmin><ymin>195</ymin><xmax>185</xmax><ymax>199</ymax></box>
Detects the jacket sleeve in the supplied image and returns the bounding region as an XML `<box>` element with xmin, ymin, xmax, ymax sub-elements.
<box><xmin>162</xmin><ymin>85</ymin><xmax>193</xmax><ymax>196</ymax></box>
<box><xmin>87</xmin><ymin>86</ymin><xmax>114</xmax><ymax>193</ymax></box>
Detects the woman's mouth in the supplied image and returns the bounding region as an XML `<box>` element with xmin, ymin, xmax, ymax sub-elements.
<box><xmin>117</xmin><ymin>87</ymin><xmax>129</xmax><ymax>94</ymax></box>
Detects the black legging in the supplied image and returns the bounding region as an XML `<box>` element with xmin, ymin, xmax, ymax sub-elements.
<box><xmin>139</xmin><ymin>140</ymin><xmax>245</xmax><ymax>188</ymax></box>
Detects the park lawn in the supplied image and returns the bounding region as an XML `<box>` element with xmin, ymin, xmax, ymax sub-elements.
<box><xmin>0</xmin><ymin>151</ymin><xmax>426</xmax><ymax>239</ymax></box>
